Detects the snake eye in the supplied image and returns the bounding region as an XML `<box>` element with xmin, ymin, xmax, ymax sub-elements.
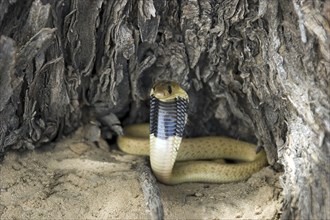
<box><xmin>167</xmin><ymin>85</ymin><xmax>172</xmax><ymax>94</ymax></box>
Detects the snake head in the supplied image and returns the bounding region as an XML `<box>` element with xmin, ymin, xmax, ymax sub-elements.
<box><xmin>151</xmin><ymin>81</ymin><xmax>189</xmax><ymax>102</ymax></box>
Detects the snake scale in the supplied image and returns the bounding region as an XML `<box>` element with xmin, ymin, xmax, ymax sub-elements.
<box><xmin>117</xmin><ymin>81</ymin><xmax>268</xmax><ymax>185</ymax></box>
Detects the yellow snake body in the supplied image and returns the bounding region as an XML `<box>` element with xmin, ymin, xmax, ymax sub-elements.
<box><xmin>117</xmin><ymin>82</ymin><xmax>268</xmax><ymax>185</ymax></box>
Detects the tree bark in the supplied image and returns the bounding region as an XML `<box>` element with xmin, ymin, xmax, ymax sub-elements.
<box><xmin>0</xmin><ymin>0</ymin><xmax>329</xmax><ymax>219</ymax></box>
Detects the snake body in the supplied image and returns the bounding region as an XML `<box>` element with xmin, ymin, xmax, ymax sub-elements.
<box><xmin>117</xmin><ymin>81</ymin><xmax>268</xmax><ymax>185</ymax></box>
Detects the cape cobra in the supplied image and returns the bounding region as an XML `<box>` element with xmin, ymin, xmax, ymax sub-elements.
<box><xmin>117</xmin><ymin>81</ymin><xmax>268</xmax><ymax>185</ymax></box>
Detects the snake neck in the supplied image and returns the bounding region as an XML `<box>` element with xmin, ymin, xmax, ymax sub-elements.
<box><xmin>150</xmin><ymin>134</ymin><xmax>182</xmax><ymax>183</ymax></box>
<box><xmin>149</xmin><ymin>95</ymin><xmax>188</xmax><ymax>183</ymax></box>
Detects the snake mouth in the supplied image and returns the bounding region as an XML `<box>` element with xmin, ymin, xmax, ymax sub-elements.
<box><xmin>151</xmin><ymin>81</ymin><xmax>188</xmax><ymax>101</ymax></box>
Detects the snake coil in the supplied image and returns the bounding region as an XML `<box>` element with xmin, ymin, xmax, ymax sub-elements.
<box><xmin>117</xmin><ymin>81</ymin><xmax>268</xmax><ymax>185</ymax></box>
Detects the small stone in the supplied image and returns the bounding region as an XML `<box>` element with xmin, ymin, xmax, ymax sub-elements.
<box><xmin>194</xmin><ymin>192</ymin><xmax>203</xmax><ymax>197</ymax></box>
<box><xmin>83</xmin><ymin>122</ymin><xmax>101</xmax><ymax>142</ymax></box>
<box><xmin>12</xmin><ymin>163</ymin><xmax>21</xmax><ymax>171</ymax></box>
<box><xmin>235</xmin><ymin>212</ymin><xmax>243</xmax><ymax>218</ymax></box>
<box><xmin>255</xmin><ymin>205</ymin><xmax>262</xmax><ymax>215</ymax></box>
<box><xmin>69</xmin><ymin>142</ymin><xmax>90</xmax><ymax>155</ymax></box>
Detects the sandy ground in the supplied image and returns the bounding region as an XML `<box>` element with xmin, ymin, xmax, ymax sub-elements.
<box><xmin>0</xmin><ymin>126</ymin><xmax>283</xmax><ymax>219</ymax></box>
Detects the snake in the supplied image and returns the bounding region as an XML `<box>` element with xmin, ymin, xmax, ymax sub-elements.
<box><xmin>117</xmin><ymin>81</ymin><xmax>268</xmax><ymax>185</ymax></box>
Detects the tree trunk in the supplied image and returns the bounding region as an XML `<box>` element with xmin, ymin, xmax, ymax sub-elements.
<box><xmin>0</xmin><ymin>0</ymin><xmax>329</xmax><ymax>219</ymax></box>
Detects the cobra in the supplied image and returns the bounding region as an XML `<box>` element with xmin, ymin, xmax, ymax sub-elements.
<box><xmin>117</xmin><ymin>81</ymin><xmax>268</xmax><ymax>185</ymax></box>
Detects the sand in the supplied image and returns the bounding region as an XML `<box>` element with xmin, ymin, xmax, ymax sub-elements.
<box><xmin>0</xmin><ymin>126</ymin><xmax>283</xmax><ymax>219</ymax></box>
